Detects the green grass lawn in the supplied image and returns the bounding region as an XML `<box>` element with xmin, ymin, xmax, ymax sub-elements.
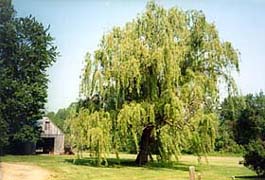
<box><xmin>0</xmin><ymin>153</ymin><xmax>261</xmax><ymax>180</ymax></box>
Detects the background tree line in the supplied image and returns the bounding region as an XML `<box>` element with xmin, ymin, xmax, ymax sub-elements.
<box><xmin>216</xmin><ymin>92</ymin><xmax>265</xmax><ymax>176</ymax></box>
<box><xmin>47</xmin><ymin>92</ymin><xmax>265</xmax><ymax>175</ymax></box>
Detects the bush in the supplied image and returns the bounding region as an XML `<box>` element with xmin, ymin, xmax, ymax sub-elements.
<box><xmin>244</xmin><ymin>139</ymin><xmax>265</xmax><ymax>176</ymax></box>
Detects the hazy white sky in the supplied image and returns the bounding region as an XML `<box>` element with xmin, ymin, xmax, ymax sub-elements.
<box><xmin>13</xmin><ymin>0</ymin><xmax>265</xmax><ymax>112</ymax></box>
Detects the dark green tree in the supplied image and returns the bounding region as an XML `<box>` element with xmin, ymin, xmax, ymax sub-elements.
<box><xmin>0</xmin><ymin>0</ymin><xmax>14</xmax><ymax>155</ymax></box>
<box><xmin>235</xmin><ymin>93</ymin><xmax>265</xmax><ymax>145</ymax></box>
<box><xmin>0</xmin><ymin>0</ymin><xmax>57</xmax><ymax>153</ymax></box>
<box><xmin>0</xmin><ymin>114</ymin><xmax>8</xmax><ymax>155</ymax></box>
<box><xmin>240</xmin><ymin>92</ymin><xmax>265</xmax><ymax>176</ymax></box>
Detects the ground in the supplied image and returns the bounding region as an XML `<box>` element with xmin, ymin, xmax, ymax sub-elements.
<box><xmin>0</xmin><ymin>162</ymin><xmax>50</xmax><ymax>180</ymax></box>
<box><xmin>0</xmin><ymin>153</ymin><xmax>261</xmax><ymax>180</ymax></box>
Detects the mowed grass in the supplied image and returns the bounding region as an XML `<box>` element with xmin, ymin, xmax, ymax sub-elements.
<box><xmin>0</xmin><ymin>153</ymin><xmax>260</xmax><ymax>180</ymax></box>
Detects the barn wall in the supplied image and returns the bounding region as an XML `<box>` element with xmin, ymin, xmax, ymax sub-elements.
<box><xmin>38</xmin><ymin>117</ymin><xmax>65</xmax><ymax>154</ymax></box>
<box><xmin>54</xmin><ymin>135</ymin><xmax>64</xmax><ymax>154</ymax></box>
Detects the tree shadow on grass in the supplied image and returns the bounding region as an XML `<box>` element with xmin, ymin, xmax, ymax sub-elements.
<box><xmin>145</xmin><ymin>161</ymin><xmax>190</xmax><ymax>171</ymax></box>
<box><xmin>65</xmin><ymin>158</ymin><xmax>136</xmax><ymax>167</ymax></box>
<box><xmin>235</xmin><ymin>175</ymin><xmax>265</xmax><ymax>180</ymax></box>
<box><xmin>64</xmin><ymin>157</ymin><xmax>190</xmax><ymax>172</ymax></box>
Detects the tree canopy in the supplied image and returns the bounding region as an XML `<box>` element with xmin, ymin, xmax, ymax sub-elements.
<box><xmin>68</xmin><ymin>2</ymin><xmax>239</xmax><ymax>165</ymax></box>
<box><xmin>0</xmin><ymin>0</ymin><xmax>57</xmax><ymax>154</ymax></box>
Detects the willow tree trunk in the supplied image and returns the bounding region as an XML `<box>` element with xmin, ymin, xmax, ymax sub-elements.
<box><xmin>135</xmin><ymin>125</ymin><xmax>154</xmax><ymax>166</ymax></box>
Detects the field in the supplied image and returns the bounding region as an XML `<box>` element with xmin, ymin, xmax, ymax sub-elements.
<box><xmin>0</xmin><ymin>153</ymin><xmax>261</xmax><ymax>180</ymax></box>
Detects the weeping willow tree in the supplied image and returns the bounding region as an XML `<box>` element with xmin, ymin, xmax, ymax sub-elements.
<box><xmin>75</xmin><ymin>2</ymin><xmax>239</xmax><ymax>166</ymax></box>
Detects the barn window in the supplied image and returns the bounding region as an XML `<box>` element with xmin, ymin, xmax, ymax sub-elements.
<box><xmin>45</xmin><ymin>121</ymin><xmax>50</xmax><ymax>130</ymax></box>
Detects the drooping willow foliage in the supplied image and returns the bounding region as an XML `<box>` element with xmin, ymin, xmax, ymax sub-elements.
<box><xmin>69</xmin><ymin>2</ymin><xmax>239</xmax><ymax>165</ymax></box>
<box><xmin>67</xmin><ymin>109</ymin><xmax>111</xmax><ymax>165</ymax></box>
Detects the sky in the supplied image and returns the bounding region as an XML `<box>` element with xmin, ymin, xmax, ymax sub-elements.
<box><xmin>13</xmin><ymin>0</ymin><xmax>265</xmax><ymax>112</ymax></box>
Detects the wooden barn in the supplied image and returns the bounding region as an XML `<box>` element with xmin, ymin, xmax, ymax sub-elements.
<box><xmin>36</xmin><ymin>117</ymin><xmax>64</xmax><ymax>154</ymax></box>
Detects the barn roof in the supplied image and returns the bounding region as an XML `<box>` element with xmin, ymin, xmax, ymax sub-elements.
<box><xmin>37</xmin><ymin>117</ymin><xmax>64</xmax><ymax>137</ymax></box>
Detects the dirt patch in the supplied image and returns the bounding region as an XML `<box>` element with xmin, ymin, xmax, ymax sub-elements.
<box><xmin>0</xmin><ymin>162</ymin><xmax>50</xmax><ymax>180</ymax></box>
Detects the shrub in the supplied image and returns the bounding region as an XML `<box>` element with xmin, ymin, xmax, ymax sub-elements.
<box><xmin>244</xmin><ymin>139</ymin><xmax>265</xmax><ymax>176</ymax></box>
